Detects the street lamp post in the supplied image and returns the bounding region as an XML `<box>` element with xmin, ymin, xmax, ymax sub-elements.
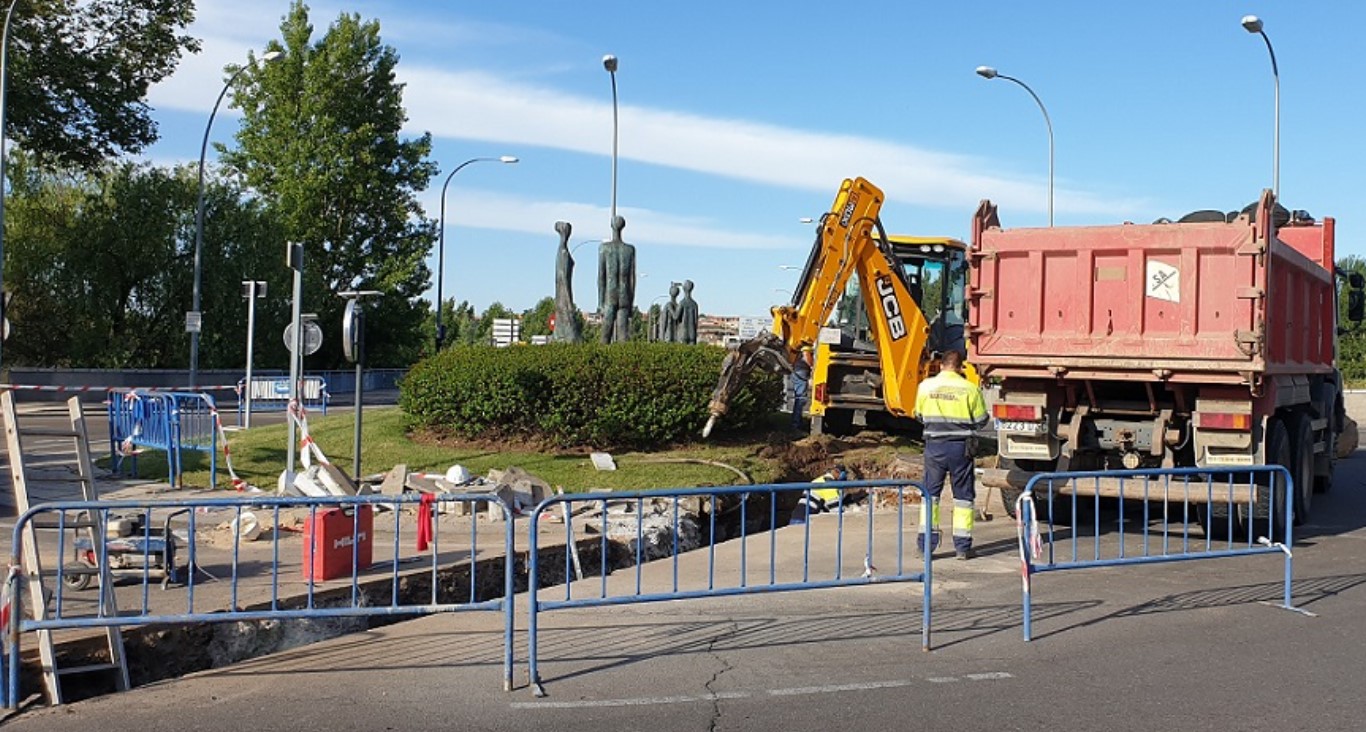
<box><xmin>976</xmin><ymin>65</ymin><xmax>1054</xmax><ymax>227</ymax></box>
<box><xmin>190</xmin><ymin>49</ymin><xmax>285</xmax><ymax>389</ymax></box>
<box><xmin>603</xmin><ymin>54</ymin><xmax>619</xmax><ymax>224</ymax></box>
<box><xmin>1241</xmin><ymin>15</ymin><xmax>1279</xmax><ymax>200</ymax></box>
<box><xmin>435</xmin><ymin>155</ymin><xmax>518</xmax><ymax>350</ymax></box>
<box><xmin>241</xmin><ymin>279</ymin><xmax>267</xmax><ymax>428</ymax></box>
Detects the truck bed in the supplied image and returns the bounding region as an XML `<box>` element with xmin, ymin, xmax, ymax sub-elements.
<box><xmin>968</xmin><ymin>194</ymin><xmax>1336</xmax><ymax>385</ymax></box>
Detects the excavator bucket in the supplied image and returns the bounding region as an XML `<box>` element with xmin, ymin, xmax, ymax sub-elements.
<box><xmin>703</xmin><ymin>332</ymin><xmax>790</xmax><ymax>438</ymax></box>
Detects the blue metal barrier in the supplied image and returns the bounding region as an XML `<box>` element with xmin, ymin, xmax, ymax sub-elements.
<box><xmin>108</xmin><ymin>390</ymin><xmax>178</xmax><ymax>487</ymax></box>
<box><xmin>1015</xmin><ymin>466</ymin><xmax>1302</xmax><ymax>641</ymax></box>
<box><xmin>5</xmin><ymin>492</ymin><xmax>517</xmax><ymax>707</ymax></box>
<box><xmin>165</xmin><ymin>392</ymin><xmax>219</xmax><ymax>489</ymax></box>
<box><xmin>236</xmin><ymin>376</ymin><xmax>329</xmax><ymax>419</ymax></box>
<box><xmin>526</xmin><ymin>479</ymin><xmax>933</xmax><ymax>697</ymax></box>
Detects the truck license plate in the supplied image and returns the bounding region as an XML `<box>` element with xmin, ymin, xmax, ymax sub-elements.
<box><xmin>995</xmin><ymin>419</ymin><xmax>1044</xmax><ymax>434</ymax></box>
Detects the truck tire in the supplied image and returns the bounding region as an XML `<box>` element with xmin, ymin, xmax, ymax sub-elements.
<box><xmin>1315</xmin><ymin>394</ymin><xmax>1343</xmax><ymax>494</ymax></box>
<box><xmin>998</xmin><ymin>457</ymin><xmax>1066</xmax><ymax>520</ymax></box>
<box><xmin>1288</xmin><ymin>414</ymin><xmax>1314</xmax><ymax>525</ymax></box>
<box><xmin>1201</xmin><ymin>418</ymin><xmax>1291</xmax><ymax>540</ymax></box>
<box><xmin>1249</xmin><ymin>418</ymin><xmax>1293</xmax><ymax>539</ymax></box>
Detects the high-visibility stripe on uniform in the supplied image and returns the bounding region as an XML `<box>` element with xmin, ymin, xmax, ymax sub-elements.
<box><xmin>952</xmin><ymin>499</ymin><xmax>974</xmax><ymax>538</ymax></box>
<box><xmin>914</xmin><ymin>370</ymin><xmax>988</xmax><ymax>440</ymax></box>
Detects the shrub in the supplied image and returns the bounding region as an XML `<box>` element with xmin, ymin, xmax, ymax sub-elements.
<box><xmin>400</xmin><ymin>342</ymin><xmax>782</xmax><ymax>448</ymax></box>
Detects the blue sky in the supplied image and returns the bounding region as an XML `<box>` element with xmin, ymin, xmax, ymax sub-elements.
<box><xmin>144</xmin><ymin>0</ymin><xmax>1365</xmax><ymax>320</ymax></box>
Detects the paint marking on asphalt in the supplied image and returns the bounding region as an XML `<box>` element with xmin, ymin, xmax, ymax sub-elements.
<box><xmin>511</xmin><ymin>691</ymin><xmax>750</xmax><ymax>710</ymax></box>
<box><xmin>512</xmin><ymin>672</ymin><xmax>1013</xmax><ymax>710</ymax></box>
<box><xmin>964</xmin><ymin>672</ymin><xmax>1014</xmax><ymax>681</ymax></box>
<box><xmin>768</xmin><ymin>679</ymin><xmax>916</xmax><ymax>696</ymax></box>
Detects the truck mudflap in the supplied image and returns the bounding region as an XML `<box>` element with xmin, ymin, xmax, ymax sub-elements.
<box><xmin>978</xmin><ymin>468</ymin><xmax>1254</xmax><ymax>504</ymax></box>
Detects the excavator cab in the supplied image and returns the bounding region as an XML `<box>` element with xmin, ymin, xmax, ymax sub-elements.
<box><xmin>809</xmin><ymin>237</ymin><xmax>970</xmax><ymax>436</ymax></box>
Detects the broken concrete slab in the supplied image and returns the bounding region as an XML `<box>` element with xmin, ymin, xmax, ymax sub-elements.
<box><xmin>379</xmin><ymin>464</ymin><xmax>408</xmax><ymax>496</ymax></box>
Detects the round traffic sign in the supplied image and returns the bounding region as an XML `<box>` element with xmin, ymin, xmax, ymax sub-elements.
<box><xmin>283</xmin><ymin>321</ymin><xmax>324</xmax><ymax>356</ymax></box>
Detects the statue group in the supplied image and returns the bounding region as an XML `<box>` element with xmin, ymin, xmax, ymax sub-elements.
<box><xmin>654</xmin><ymin>280</ymin><xmax>698</xmax><ymax>344</ymax></box>
<box><xmin>552</xmin><ymin>216</ymin><xmax>697</xmax><ymax>344</ymax></box>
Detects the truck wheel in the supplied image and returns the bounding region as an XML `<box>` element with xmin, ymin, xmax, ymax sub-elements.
<box><xmin>1250</xmin><ymin>418</ymin><xmax>1293</xmax><ymax>540</ymax></box>
<box><xmin>1288</xmin><ymin>414</ymin><xmax>1314</xmax><ymax>525</ymax></box>
<box><xmin>998</xmin><ymin>458</ymin><xmax>1065</xmax><ymax>520</ymax></box>
<box><xmin>1314</xmin><ymin>394</ymin><xmax>1343</xmax><ymax>494</ymax></box>
<box><xmin>1204</xmin><ymin>419</ymin><xmax>1292</xmax><ymax>541</ymax></box>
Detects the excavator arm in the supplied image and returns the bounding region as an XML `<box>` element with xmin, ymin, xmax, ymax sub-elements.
<box><xmin>704</xmin><ymin>177</ymin><xmax>933</xmax><ymax>437</ymax></box>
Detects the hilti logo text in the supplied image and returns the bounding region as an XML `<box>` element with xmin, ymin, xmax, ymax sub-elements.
<box><xmin>876</xmin><ymin>275</ymin><xmax>907</xmax><ymax>341</ymax></box>
<box><xmin>333</xmin><ymin>532</ymin><xmax>367</xmax><ymax>550</ymax></box>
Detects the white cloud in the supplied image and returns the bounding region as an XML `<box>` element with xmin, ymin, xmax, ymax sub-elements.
<box><xmin>427</xmin><ymin>189</ymin><xmax>793</xmax><ymax>251</ymax></box>
<box><xmin>150</xmin><ymin>1</ymin><xmax>1147</xmax><ymax>238</ymax></box>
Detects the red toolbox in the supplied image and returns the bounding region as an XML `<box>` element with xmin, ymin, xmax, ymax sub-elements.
<box><xmin>302</xmin><ymin>506</ymin><xmax>373</xmax><ymax>581</ymax></box>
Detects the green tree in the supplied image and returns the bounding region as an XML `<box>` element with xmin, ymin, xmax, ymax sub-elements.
<box><xmin>222</xmin><ymin>1</ymin><xmax>437</xmax><ymax>368</ymax></box>
<box><xmin>478</xmin><ymin>302</ymin><xmax>515</xmax><ymax>345</ymax></box>
<box><xmin>522</xmin><ymin>297</ymin><xmax>554</xmax><ymax>338</ymax></box>
<box><xmin>5</xmin><ymin>0</ymin><xmax>199</xmax><ymax>168</ymax></box>
<box><xmin>3</xmin><ymin>156</ymin><xmax>277</xmax><ymax>368</ymax></box>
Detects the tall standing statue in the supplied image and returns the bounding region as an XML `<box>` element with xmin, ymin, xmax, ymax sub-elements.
<box><xmin>658</xmin><ymin>282</ymin><xmax>681</xmax><ymax>342</ymax></box>
<box><xmin>552</xmin><ymin>221</ymin><xmax>583</xmax><ymax>343</ymax></box>
<box><xmin>598</xmin><ymin>215</ymin><xmax>637</xmax><ymax>343</ymax></box>
<box><xmin>678</xmin><ymin>279</ymin><xmax>700</xmax><ymax>344</ymax></box>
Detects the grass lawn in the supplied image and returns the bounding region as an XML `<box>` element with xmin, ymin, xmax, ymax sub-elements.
<box><xmin>110</xmin><ymin>406</ymin><xmax>797</xmax><ymax>493</ymax></box>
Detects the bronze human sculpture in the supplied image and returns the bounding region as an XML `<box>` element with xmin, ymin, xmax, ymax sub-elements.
<box><xmin>658</xmin><ymin>282</ymin><xmax>681</xmax><ymax>342</ymax></box>
<box><xmin>678</xmin><ymin>279</ymin><xmax>699</xmax><ymax>344</ymax></box>
<box><xmin>552</xmin><ymin>221</ymin><xmax>583</xmax><ymax>343</ymax></box>
<box><xmin>597</xmin><ymin>215</ymin><xmax>636</xmax><ymax>343</ymax></box>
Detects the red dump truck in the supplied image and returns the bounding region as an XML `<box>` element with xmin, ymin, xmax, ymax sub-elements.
<box><xmin>972</xmin><ymin>191</ymin><xmax>1363</xmax><ymax>528</ymax></box>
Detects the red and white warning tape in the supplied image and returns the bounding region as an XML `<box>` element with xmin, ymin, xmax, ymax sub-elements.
<box><xmin>287</xmin><ymin>398</ymin><xmax>332</xmax><ymax>469</ymax></box>
<box><xmin>0</xmin><ymin>383</ymin><xmax>241</xmax><ymax>393</ymax></box>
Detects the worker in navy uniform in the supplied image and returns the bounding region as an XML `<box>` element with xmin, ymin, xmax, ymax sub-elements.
<box><xmin>913</xmin><ymin>350</ymin><xmax>988</xmax><ymax>559</ymax></box>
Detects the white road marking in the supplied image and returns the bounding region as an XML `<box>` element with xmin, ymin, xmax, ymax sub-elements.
<box><xmin>768</xmin><ymin>680</ymin><xmax>916</xmax><ymax>696</ymax></box>
<box><xmin>513</xmin><ymin>672</ymin><xmax>1013</xmax><ymax>709</ymax></box>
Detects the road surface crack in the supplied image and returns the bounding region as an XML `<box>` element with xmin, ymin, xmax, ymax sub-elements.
<box><xmin>705</xmin><ymin>620</ymin><xmax>739</xmax><ymax>732</ymax></box>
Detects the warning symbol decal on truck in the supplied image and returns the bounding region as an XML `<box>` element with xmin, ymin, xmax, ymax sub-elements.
<box><xmin>1146</xmin><ymin>260</ymin><xmax>1180</xmax><ymax>303</ymax></box>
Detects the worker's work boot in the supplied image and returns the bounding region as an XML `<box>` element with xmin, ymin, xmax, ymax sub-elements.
<box><xmin>955</xmin><ymin>548</ymin><xmax>977</xmax><ymax>561</ymax></box>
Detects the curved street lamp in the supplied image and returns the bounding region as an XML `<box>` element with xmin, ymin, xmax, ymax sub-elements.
<box><xmin>603</xmin><ymin>54</ymin><xmax>619</xmax><ymax>224</ymax></box>
<box><xmin>189</xmin><ymin>48</ymin><xmax>285</xmax><ymax>388</ymax></box>
<box><xmin>572</xmin><ymin>237</ymin><xmax>602</xmax><ymax>256</ymax></box>
<box><xmin>1241</xmin><ymin>15</ymin><xmax>1279</xmax><ymax>199</ymax></box>
<box><xmin>976</xmin><ymin>65</ymin><xmax>1054</xmax><ymax>227</ymax></box>
<box><xmin>434</xmin><ymin>155</ymin><xmax>518</xmax><ymax>350</ymax></box>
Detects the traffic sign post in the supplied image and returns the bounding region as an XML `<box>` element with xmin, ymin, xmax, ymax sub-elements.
<box><xmin>340</xmin><ymin>290</ymin><xmax>382</xmax><ymax>482</ymax></box>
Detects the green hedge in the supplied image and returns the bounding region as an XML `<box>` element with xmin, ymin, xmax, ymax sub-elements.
<box><xmin>399</xmin><ymin>342</ymin><xmax>782</xmax><ymax>448</ymax></box>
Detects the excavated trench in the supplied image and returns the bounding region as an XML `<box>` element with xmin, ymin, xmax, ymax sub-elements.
<box><xmin>26</xmin><ymin>436</ymin><xmax>923</xmax><ymax>705</ymax></box>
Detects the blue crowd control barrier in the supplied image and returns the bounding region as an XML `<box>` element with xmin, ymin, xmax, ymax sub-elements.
<box><xmin>165</xmin><ymin>392</ymin><xmax>219</xmax><ymax>489</ymax></box>
<box><xmin>237</xmin><ymin>376</ymin><xmax>328</xmax><ymax>419</ymax></box>
<box><xmin>1014</xmin><ymin>466</ymin><xmax>1303</xmax><ymax>641</ymax></box>
<box><xmin>108</xmin><ymin>390</ymin><xmax>178</xmax><ymax>487</ymax></box>
<box><xmin>526</xmin><ymin>479</ymin><xmax>933</xmax><ymax>697</ymax></box>
<box><xmin>5</xmin><ymin>493</ymin><xmax>517</xmax><ymax>707</ymax></box>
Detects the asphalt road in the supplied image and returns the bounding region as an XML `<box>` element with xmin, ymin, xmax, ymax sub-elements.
<box><xmin>5</xmin><ymin>453</ymin><xmax>1365</xmax><ymax>730</ymax></box>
